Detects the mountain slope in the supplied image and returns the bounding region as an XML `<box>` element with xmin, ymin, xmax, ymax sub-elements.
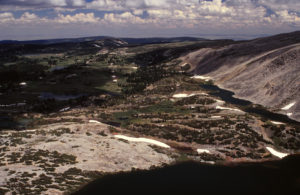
<box><xmin>181</xmin><ymin>31</ymin><xmax>300</xmax><ymax>121</ymax></box>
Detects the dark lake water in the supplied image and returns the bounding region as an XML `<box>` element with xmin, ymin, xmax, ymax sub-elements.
<box><xmin>49</xmin><ymin>66</ymin><xmax>68</xmax><ymax>72</ymax></box>
<box><xmin>201</xmin><ymin>84</ymin><xmax>300</xmax><ymax>126</ymax></box>
<box><xmin>73</xmin><ymin>155</ymin><xmax>300</xmax><ymax>195</ymax></box>
<box><xmin>0</xmin><ymin>115</ymin><xmax>31</xmax><ymax>130</ymax></box>
<box><xmin>39</xmin><ymin>92</ymin><xmax>86</xmax><ymax>101</ymax></box>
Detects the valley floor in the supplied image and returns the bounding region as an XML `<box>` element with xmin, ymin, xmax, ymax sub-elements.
<box><xmin>0</xmin><ymin>39</ymin><xmax>300</xmax><ymax>194</ymax></box>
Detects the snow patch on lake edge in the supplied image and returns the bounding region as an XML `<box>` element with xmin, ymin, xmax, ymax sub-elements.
<box><xmin>190</xmin><ymin>75</ymin><xmax>211</xmax><ymax>81</ymax></box>
<box><xmin>172</xmin><ymin>93</ymin><xmax>208</xmax><ymax>98</ymax></box>
<box><xmin>89</xmin><ymin>120</ymin><xmax>102</xmax><ymax>124</ymax></box>
<box><xmin>114</xmin><ymin>135</ymin><xmax>170</xmax><ymax>148</ymax></box>
<box><xmin>173</xmin><ymin>93</ymin><xmax>195</xmax><ymax>98</ymax></box>
<box><xmin>266</xmin><ymin>147</ymin><xmax>289</xmax><ymax>159</ymax></box>
<box><xmin>270</xmin><ymin>121</ymin><xmax>285</xmax><ymax>125</ymax></box>
<box><xmin>281</xmin><ymin>102</ymin><xmax>296</xmax><ymax>110</ymax></box>
<box><xmin>216</xmin><ymin>106</ymin><xmax>243</xmax><ymax>113</ymax></box>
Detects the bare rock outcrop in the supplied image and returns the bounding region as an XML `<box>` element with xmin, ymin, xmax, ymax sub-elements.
<box><xmin>181</xmin><ymin>31</ymin><xmax>300</xmax><ymax>121</ymax></box>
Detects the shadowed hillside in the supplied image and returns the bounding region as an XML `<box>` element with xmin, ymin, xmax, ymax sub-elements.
<box><xmin>73</xmin><ymin>155</ymin><xmax>300</xmax><ymax>195</ymax></box>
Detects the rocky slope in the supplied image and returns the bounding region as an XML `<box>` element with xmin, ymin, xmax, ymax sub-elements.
<box><xmin>181</xmin><ymin>31</ymin><xmax>300</xmax><ymax>121</ymax></box>
<box><xmin>0</xmin><ymin>120</ymin><xmax>173</xmax><ymax>194</ymax></box>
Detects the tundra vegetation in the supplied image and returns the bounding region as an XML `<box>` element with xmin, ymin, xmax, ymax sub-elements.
<box><xmin>0</xmin><ymin>38</ymin><xmax>299</xmax><ymax>194</ymax></box>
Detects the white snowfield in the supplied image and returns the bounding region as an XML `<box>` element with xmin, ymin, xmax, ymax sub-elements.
<box><xmin>173</xmin><ymin>93</ymin><xmax>195</xmax><ymax>98</ymax></box>
<box><xmin>89</xmin><ymin>120</ymin><xmax>102</xmax><ymax>124</ymax></box>
<box><xmin>59</xmin><ymin>107</ymin><xmax>70</xmax><ymax>112</ymax></box>
<box><xmin>190</xmin><ymin>75</ymin><xmax>211</xmax><ymax>81</ymax></box>
<box><xmin>113</xmin><ymin>79</ymin><xmax>118</xmax><ymax>83</ymax></box>
<box><xmin>197</xmin><ymin>149</ymin><xmax>211</xmax><ymax>154</ymax></box>
<box><xmin>172</xmin><ymin>93</ymin><xmax>207</xmax><ymax>98</ymax></box>
<box><xmin>216</xmin><ymin>106</ymin><xmax>243</xmax><ymax>112</ymax></box>
<box><xmin>281</xmin><ymin>102</ymin><xmax>296</xmax><ymax>110</ymax></box>
<box><xmin>19</xmin><ymin>82</ymin><xmax>27</xmax><ymax>86</ymax></box>
<box><xmin>94</xmin><ymin>44</ymin><xmax>101</xmax><ymax>48</ymax></box>
<box><xmin>270</xmin><ymin>121</ymin><xmax>285</xmax><ymax>125</ymax></box>
<box><xmin>211</xmin><ymin>116</ymin><xmax>222</xmax><ymax>119</ymax></box>
<box><xmin>287</xmin><ymin>113</ymin><xmax>293</xmax><ymax>117</ymax></box>
<box><xmin>266</xmin><ymin>147</ymin><xmax>289</xmax><ymax>159</ymax></box>
<box><xmin>114</xmin><ymin>135</ymin><xmax>170</xmax><ymax>148</ymax></box>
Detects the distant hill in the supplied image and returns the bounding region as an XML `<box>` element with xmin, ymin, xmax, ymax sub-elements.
<box><xmin>0</xmin><ymin>36</ymin><xmax>110</xmax><ymax>45</ymax></box>
<box><xmin>121</xmin><ymin>37</ymin><xmax>207</xmax><ymax>45</ymax></box>
<box><xmin>0</xmin><ymin>36</ymin><xmax>207</xmax><ymax>46</ymax></box>
<box><xmin>181</xmin><ymin>31</ymin><xmax>300</xmax><ymax>121</ymax></box>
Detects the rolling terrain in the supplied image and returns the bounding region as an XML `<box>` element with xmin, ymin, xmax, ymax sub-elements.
<box><xmin>0</xmin><ymin>34</ymin><xmax>299</xmax><ymax>194</ymax></box>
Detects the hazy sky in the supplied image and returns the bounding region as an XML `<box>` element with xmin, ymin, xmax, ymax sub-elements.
<box><xmin>0</xmin><ymin>0</ymin><xmax>299</xmax><ymax>40</ymax></box>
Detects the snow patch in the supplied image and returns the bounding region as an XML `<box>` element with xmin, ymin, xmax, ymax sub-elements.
<box><xmin>197</xmin><ymin>149</ymin><xmax>211</xmax><ymax>154</ymax></box>
<box><xmin>113</xmin><ymin>79</ymin><xmax>118</xmax><ymax>83</ymax></box>
<box><xmin>266</xmin><ymin>147</ymin><xmax>289</xmax><ymax>159</ymax></box>
<box><xmin>287</xmin><ymin>113</ymin><xmax>293</xmax><ymax>117</ymax></box>
<box><xmin>173</xmin><ymin>93</ymin><xmax>195</xmax><ymax>98</ymax></box>
<box><xmin>89</xmin><ymin>120</ymin><xmax>102</xmax><ymax>124</ymax></box>
<box><xmin>172</xmin><ymin>93</ymin><xmax>207</xmax><ymax>98</ymax></box>
<box><xmin>19</xmin><ymin>82</ymin><xmax>27</xmax><ymax>86</ymax></box>
<box><xmin>216</xmin><ymin>106</ymin><xmax>243</xmax><ymax>112</ymax></box>
<box><xmin>270</xmin><ymin>121</ymin><xmax>285</xmax><ymax>125</ymax></box>
<box><xmin>114</xmin><ymin>135</ymin><xmax>170</xmax><ymax>148</ymax></box>
<box><xmin>94</xmin><ymin>44</ymin><xmax>101</xmax><ymax>48</ymax></box>
<box><xmin>60</xmin><ymin>107</ymin><xmax>70</xmax><ymax>112</ymax></box>
<box><xmin>211</xmin><ymin>116</ymin><xmax>222</xmax><ymax>119</ymax></box>
<box><xmin>281</xmin><ymin>102</ymin><xmax>296</xmax><ymax>110</ymax></box>
<box><xmin>190</xmin><ymin>75</ymin><xmax>211</xmax><ymax>81</ymax></box>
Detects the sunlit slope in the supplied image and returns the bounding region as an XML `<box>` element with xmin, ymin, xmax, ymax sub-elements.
<box><xmin>182</xmin><ymin>31</ymin><xmax>300</xmax><ymax>121</ymax></box>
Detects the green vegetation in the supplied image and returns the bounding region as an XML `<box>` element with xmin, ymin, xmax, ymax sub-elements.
<box><xmin>111</xmin><ymin>100</ymin><xmax>189</xmax><ymax>127</ymax></box>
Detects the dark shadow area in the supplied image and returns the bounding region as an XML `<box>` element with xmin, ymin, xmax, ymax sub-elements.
<box><xmin>73</xmin><ymin>155</ymin><xmax>300</xmax><ymax>195</ymax></box>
